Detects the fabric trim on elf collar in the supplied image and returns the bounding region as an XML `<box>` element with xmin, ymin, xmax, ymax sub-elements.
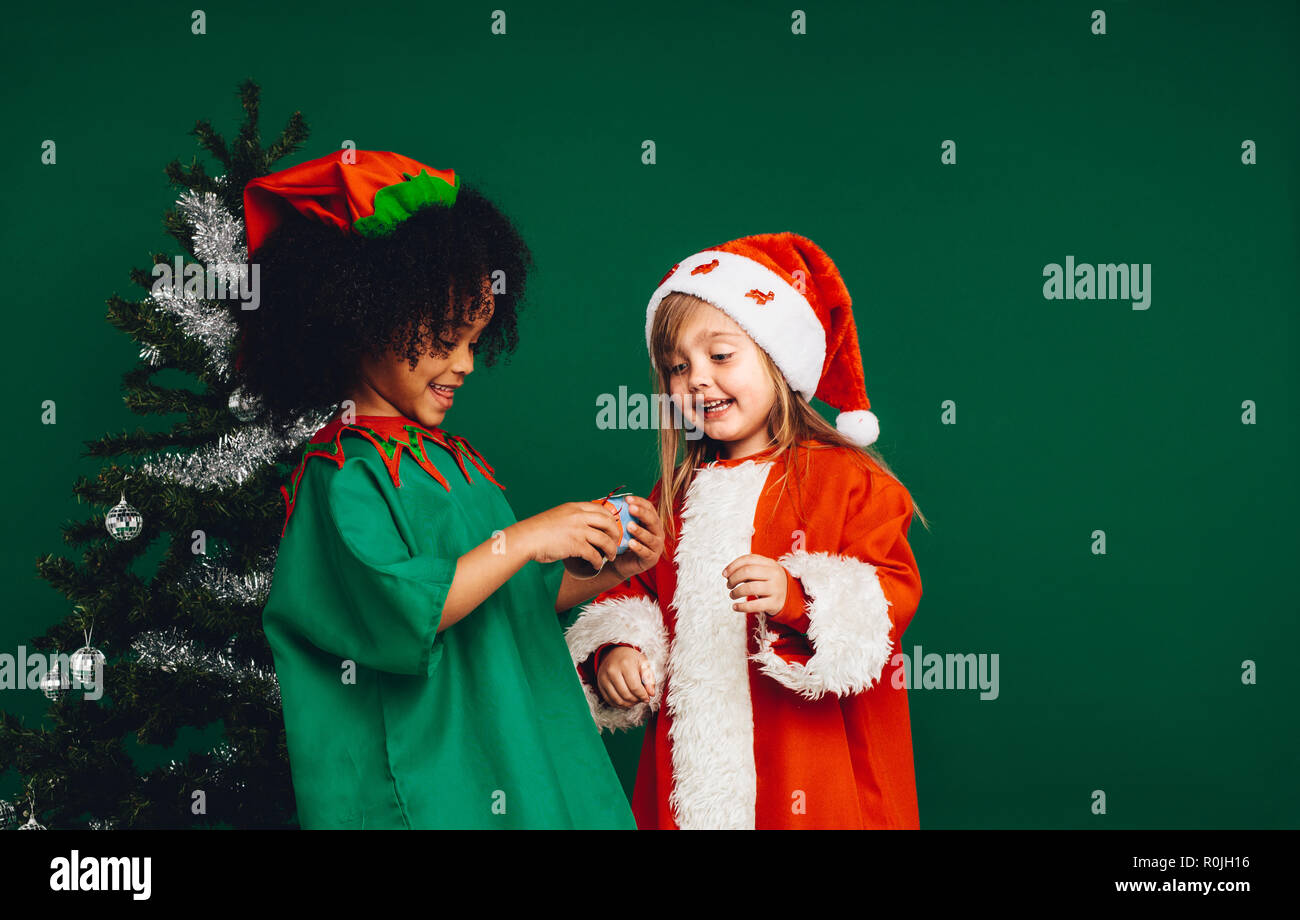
<box><xmin>278</xmin><ymin>413</ymin><xmax>501</xmax><ymax>538</ymax></box>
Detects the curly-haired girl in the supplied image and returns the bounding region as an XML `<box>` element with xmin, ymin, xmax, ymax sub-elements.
<box><xmin>239</xmin><ymin>150</ymin><xmax>654</xmax><ymax>829</ymax></box>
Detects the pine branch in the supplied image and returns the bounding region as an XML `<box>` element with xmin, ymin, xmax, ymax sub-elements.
<box><xmin>129</xmin><ymin>253</ymin><xmax>184</xmax><ymax>292</ymax></box>
<box><xmin>87</xmin><ymin>425</ymin><xmax>228</xmax><ymax>458</ymax></box>
<box><xmin>32</xmin><ymin>540</ymin><xmax>151</xmax><ymax>635</ymax></box>
<box><xmin>122</xmin><ymin>384</ymin><xmax>208</xmax><ymax>418</ymax></box>
<box><xmin>232</xmin><ymin>79</ymin><xmax>261</xmax><ymax>167</ymax></box>
<box><xmin>161</xmin><ymin>154</ymin><xmax>213</xmax><ymax>194</ymax></box>
<box><xmin>190</xmin><ymin>119</ymin><xmax>231</xmax><ymax>171</ymax></box>
<box><xmin>264</xmin><ymin>110</ymin><xmax>309</xmax><ymax>168</ymax></box>
<box><xmin>104</xmin><ymin>293</ymin><xmax>214</xmax><ymax>373</ymax></box>
<box><xmin>161</xmin><ymin>208</ymin><xmax>197</xmax><ymax>257</ymax></box>
<box><xmin>33</xmin><ymin>553</ymin><xmax>80</xmax><ymax>596</ymax></box>
<box><xmin>219</xmin><ymin>80</ymin><xmax>309</xmax><ymax>214</ymax></box>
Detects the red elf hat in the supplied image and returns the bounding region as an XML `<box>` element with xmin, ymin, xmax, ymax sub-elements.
<box><xmin>645</xmin><ymin>232</ymin><xmax>879</xmax><ymax>446</ymax></box>
<box><xmin>236</xmin><ymin>150</ymin><xmax>458</xmax><ymax>373</ymax></box>
<box><xmin>243</xmin><ymin>149</ymin><xmax>459</xmax><ymax>258</ymax></box>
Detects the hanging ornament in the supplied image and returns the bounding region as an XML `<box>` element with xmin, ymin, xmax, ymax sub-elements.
<box><xmin>227</xmin><ymin>386</ymin><xmax>261</xmax><ymax>422</ymax></box>
<box><xmin>0</xmin><ymin>799</ymin><xmax>15</xmax><ymax>828</ymax></box>
<box><xmin>70</xmin><ymin>620</ymin><xmax>106</xmax><ymax>688</ymax></box>
<box><xmin>105</xmin><ymin>490</ymin><xmax>143</xmax><ymax>541</ymax></box>
<box><xmin>70</xmin><ymin>646</ymin><xmax>106</xmax><ymax>685</ymax></box>
<box><xmin>70</xmin><ymin>648</ymin><xmax>106</xmax><ymax>689</ymax></box>
<box><xmin>39</xmin><ymin>659</ymin><xmax>66</xmax><ymax>700</ymax></box>
<box><xmin>17</xmin><ymin>785</ymin><xmax>45</xmax><ymax>830</ymax></box>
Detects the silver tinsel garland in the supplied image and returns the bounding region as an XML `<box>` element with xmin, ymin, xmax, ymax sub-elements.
<box><xmin>179</xmin><ymin>547</ymin><xmax>279</xmax><ymax>607</ymax></box>
<box><xmin>137</xmin><ymin>411</ymin><xmax>330</xmax><ymax>489</ymax></box>
<box><xmin>138</xmin><ymin>183</ymin><xmax>245</xmax><ymax>380</ymax></box>
<box><xmin>131</xmin><ymin>627</ymin><xmax>280</xmax><ymax>708</ymax></box>
<box><xmin>140</xmin><ymin>282</ymin><xmax>239</xmax><ymax>381</ymax></box>
<box><xmin>175</xmin><ymin>189</ymin><xmax>245</xmax><ymax>284</ymax></box>
<box><xmin>164</xmin><ymin>741</ymin><xmax>246</xmax><ymax>791</ymax></box>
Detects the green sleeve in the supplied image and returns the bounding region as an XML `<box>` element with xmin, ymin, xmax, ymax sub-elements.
<box><xmin>311</xmin><ymin>449</ymin><xmax>455</xmax><ymax>676</ymax></box>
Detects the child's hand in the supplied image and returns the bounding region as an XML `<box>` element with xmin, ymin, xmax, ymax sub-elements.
<box><xmin>611</xmin><ymin>496</ymin><xmax>665</xmax><ymax>580</ymax></box>
<box><xmin>516</xmin><ymin>503</ymin><xmax>623</xmax><ymax>571</ymax></box>
<box><xmin>597</xmin><ymin>646</ymin><xmax>657</xmax><ymax>707</ymax></box>
<box><xmin>723</xmin><ymin>554</ymin><xmax>788</xmax><ymax>615</ymax></box>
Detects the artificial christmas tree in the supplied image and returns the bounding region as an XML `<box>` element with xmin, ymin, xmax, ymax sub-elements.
<box><xmin>0</xmin><ymin>80</ymin><xmax>321</xmax><ymax>828</ymax></box>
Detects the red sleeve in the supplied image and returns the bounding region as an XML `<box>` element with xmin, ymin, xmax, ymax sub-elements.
<box><xmin>756</xmin><ymin>456</ymin><xmax>923</xmax><ymax>699</ymax></box>
<box><xmin>847</xmin><ymin>480</ymin><xmax>922</xmax><ymax>638</ymax></box>
<box><xmin>769</xmin><ymin>567</ymin><xmax>811</xmax><ymax>633</ymax></box>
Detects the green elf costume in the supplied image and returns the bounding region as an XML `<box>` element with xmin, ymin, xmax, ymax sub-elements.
<box><xmin>248</xmin><ymin>151</ymin><xmax>634</xmax><ymax>829</ymax></box>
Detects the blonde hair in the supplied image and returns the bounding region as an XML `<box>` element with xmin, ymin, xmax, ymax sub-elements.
<box><xmin>650</xmin><ymin>291</ymin><xmax>931</xmax><ymax>539</ymax></box>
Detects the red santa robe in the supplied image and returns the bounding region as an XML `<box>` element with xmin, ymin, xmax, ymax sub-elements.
<box><xmin>566</xmin><ymin>440</ymin><xmax>923</xmax><ymax>829</ymax></box>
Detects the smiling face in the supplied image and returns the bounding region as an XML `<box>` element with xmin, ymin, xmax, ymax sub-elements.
<box><xmin>348</xmin><ymin>285</ymin><xmax>494</xmax><ymax>430</ymax></box>
<box><xmin>665</xmin><ymin>300</ymin><xmax>778</xmax><ymax>459</ymax></box>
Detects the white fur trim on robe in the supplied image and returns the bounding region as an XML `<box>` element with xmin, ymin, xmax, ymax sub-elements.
<box><xmin>667</xmin><ymin>460</ymin><xmax>772</xmax><ymax>830</ymax></box>
<box><xmin>750</xmin><ymin>549</ymin><xmax>895</xmax><ymax>700</ymax></box>
<box><xmin>565</xmin><ymin>594</ymin><xmax>668</xmax><ymax>732</ymax></box>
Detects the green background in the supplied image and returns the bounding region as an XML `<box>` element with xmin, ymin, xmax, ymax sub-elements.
<box><xmin>2</xmin><ymin>0</ymin><xmax>1296</xmax><ymax>828</ymax></box>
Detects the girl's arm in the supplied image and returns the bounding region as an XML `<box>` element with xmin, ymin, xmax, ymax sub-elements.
<box><xmin>564</xmin><ymin>572</ymin><xmax>668</xmax><ymax>731</ymax></box>
<box><xmin>289</xmin><ymin>454</ymin><xmax>621</xmax><ymax>672</ymax></box>
<box><xmin>562</xmin><ymin>494</ymin><xmax>669</xmax><ymax>731</ymax></box>
<box><xmin>438</xmin><ymin>523</ymin><xmax>535</xmax><ymax>632</ymax></box>
<box><xmin>752</xmin><ymin>476</ymin><xmax>922</xmax><ymax>700</ymax></box>
<box><xmin>440</xmin><ymin>503</ymin><xmax>624</xmax><ymax>631</ymax></box>
<box><xmin>555</xmin><ymin>565</ymin><xmax>626</xmax><ymax>615</ymax></box>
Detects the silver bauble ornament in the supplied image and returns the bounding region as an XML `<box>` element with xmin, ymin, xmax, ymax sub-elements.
<box><xmin>105</xmin><ymin>491</ymin><xmax>143</xmax><ymax>541</ymax></box>
<box><xmin>70</xmin><ymin>646</ymin><xmax>106</xmax><ymax>686</ymax></box>
<box><xmin>227</xmin><ymin>387</ymin><xmax>261</xmax><ymax>422</ymax></box>
<box><xmin>39</xmin><ymin>663</ymin><xmax>66</xmax><ymax>700</ymax></box>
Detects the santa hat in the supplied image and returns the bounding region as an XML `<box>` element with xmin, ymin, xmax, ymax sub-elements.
<box><xmin>243</xmin><ymin>150</ymin><xmax>458</xmax><ymax>258</ymax></box>
<box><xmin>645</xmin><ymin>232</ymin><xmax>879</xmax><ymax>446</ymax></box>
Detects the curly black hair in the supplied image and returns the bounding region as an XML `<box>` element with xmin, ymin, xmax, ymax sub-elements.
<box><xmin>233</xmin><ymin>183</ymin><xmax>533</xmax><ymax>434</ymax></box>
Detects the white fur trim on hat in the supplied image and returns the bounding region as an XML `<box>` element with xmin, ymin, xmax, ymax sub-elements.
<box><xmin>836</xmin><ymin>409</ymin><xmax>879</xmax><ymax>446</ymax></box>
<box><xmin>645</xmin><ymin>250</ymin><xmax>826</xmax><ymax>399</ymax></box>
